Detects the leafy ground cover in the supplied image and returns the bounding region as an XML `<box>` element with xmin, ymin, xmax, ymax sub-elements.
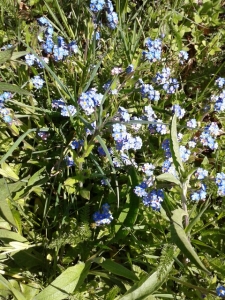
<box><xmin>1</xmin><ymin>0</ymin><xmax>225</xmax><ymax>299</ymax></box>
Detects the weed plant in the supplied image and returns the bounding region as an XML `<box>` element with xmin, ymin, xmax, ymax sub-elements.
<box><xmin>0</xmin><ymin>0</ymin><xmax>225</xmax><ymax>299</ymax></box>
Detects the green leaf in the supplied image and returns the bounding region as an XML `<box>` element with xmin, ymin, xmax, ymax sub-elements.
<box><xmin>170</xmin><ymin>114</ymin><xmax>184</xmax><ymax>173</ymax></box>
<box><xmin>11</xmin><ymin>209</ymin><xmax>22</xmax><ymax>234</ymax></box>
<box><xmin>0</xmin><ymin>197</ymin><xmax>17</xmax><ymax>228</ymax></box>
<box><xmin>0</xmin><ymin>178</ymin><xmax>26</xmax><ymax>201</ymax></box>
<box><xmin>0</xmin><ymin>47</ymin><xmax>14</xmax><ymax>64</ymax></box>
<box><xmin>0</xmin><ymin>229</ymin><xmax>27</xmax><ymax>245</ymax></box>
<box><xmin>27</xmin><ymin>167</ymin><xmax>46</xmax><ymax>186</ymax></box>
<box><xmin>0</xmin><ymin>162</ymin><xmax>19</xmax><ymax>181</ymax></box>
<box><xmin>119</xmin><ymin>251</ymin><xmax>178</xmax><ymax>300</ymax></box>
<box><xmin>0</xmin><ymin>82</ymin><xmax>31</xmax><ymax>95</ymax></box>
<box><xmin>170</xmin><ymin>208</ymin><xmax>210</xmax><ymax>274</ymax></box>
<box><xmin>156</xmin><ymin>173</ymin><xmax>181</xmax><ymax>186</ymax></box>
<box><xmin>0</xmin><ymin>129</ymin><xmax>36</xmax><ymax>164</ymax></box>
<box><xmin>114</xmin><ymin>167</ymin><xmax>139</xmax><ymax>240</ymax></box>
<box><xmin>34</xmin><ymin>262</ymin><xmax>85</xmax><ymax>300</ymax></box>
<box><xmin>11</xmin><ymin>51</ymin><xmax>29</xmax><ymax>60</ymax></box>
<box><xmin>79</xmin><ymin>189</ymin><xmax>90</xmax><ymax>200</ymax></box>
<box><xmin>100</xmin><ymin>259</ymin><xmax>138</xmax><ymax>281</ymax></box>
<box><xmin>169</xmin><ymin>23</ymin><xmax>182</xmax><ymax>51</ymax></box>
<box><xmin>0</xmin><ymin>274</ymin><xmax>26</xmax><ymax>300</ymax></box>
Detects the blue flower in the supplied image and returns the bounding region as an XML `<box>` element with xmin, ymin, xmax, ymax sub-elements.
<box><xmin>179</xmin><ymin>145</ymin><xmax>190</xmax><ymax>162</ymax></box>
<box><xmin>216</xmin><ymin>286</ymin><xmax>225</xmax><ymax>298</ymax></box>
<box><xmin>31</xmin><ymin>76</ymin><xmax>45</xmax><ymax>89</ymax></box>
<box><xmin>143</xmin><ymin>38</ymin><xmax>162</xmax><ymax>62</ymax></box>
<box><xmin>215</xmin><ymin>77</ymin><xmax>225</xmax><ymax>88</ymax></box>
<box><xmin>179</xmin><ymin>50</ymin><xmax>189</xmax><ymax>64</ymax></box>
<box><xmin>106</xmin><ymin>11</ymin><xmax>118</xmax><ymax>29</ymax></box>
<box><xmin>90</xmin><ymin>0</ymin><xmax>105</xmax><ymax>12</ymax></box>
<box><xmin>92</xmin><ymin>203</ymin><xmax>113</xmax><ymax>226</ymax></box>
<box><xmin>79</xmin><ymin>88</ymin><xmax>103</xmax><ymax>115</ymax></box>
<box><xmin>171</xmin><ymin>104</ymin><xmax>185</xmax><ymax>119</ymax></box>
<box><xmin>65</xmin><ymin>156</ymin><xmax>75</xmax><ymax>167</ymax></box>
<box><xmin>126</xmin><ymin>64</ymin><xmax>134</xmax><ymax>74</ymax></box>
<box><xmin>216</xmin><ymin>173</ymin><xmax>225</xmax><ymax>196</ymax></box>
<box><xmin>191</xmin><ymin>184</ymin><xmax>207</xmax><ymax>201</ymax></box>
<box><xmin>163</xmin><ymin>78</ymin><xmax>179</xmax><ymax>94</ymax></box>
<box><xmin>187</xmin><ymin>119</ymin><xmax>197</xmax><ymax>128</ymax></box>
<box><xmin>142</xmin><ymin>189</ymin><xmax>164</xmax><ymax>211</ymax></box>
<box><xmin>71</xmin><ymin>140</ymin><xmax>84</xmax><ymax>149</ymax></box>
<box><xmin>25</xmin><ymin>54</ymin><xmax>36</xmax><ymax>66</ymax></box>
<box><xmin>195</xmin><ymin>168</ymin><xmax>208</xmax><ymax>180</ymax></box>
<box><xmin>60</xmin><ymin>105</ymin><xmax>77</xmax><ymax>117</ymax></box>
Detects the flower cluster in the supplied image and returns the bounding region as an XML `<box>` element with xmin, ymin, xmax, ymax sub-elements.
<box><xmin>90</xmin><ymin>0</ymin><xmax>118</xmax><ymax>29</ymax></box>
<box><xmin>153</xmin><ymin>67</ymin><xmax>179</xmax><ymax>94</ymax></box>
<box><xmin>195</xmin><ymin>168</ymin><xmax>208</xmax><ymax>180</ymax></box>
<box><xmin>163</xmin><ymin>78</ymin><xmax>179</xmax><ymax>94</ymax></box>
<box><xmin>179</xmin><ymin>145</ymin><xmax>191</xmax><ymax>162</ymax></box>
<box><xmin>131</xmin><ymin>117</ymin><xmax>142</xmax><ymax>132</ymax></box>
<box><xmin>65</xmin><ymin>155</ymin><xmax>75</xmax><ymax>167</ymax></box>
<box><xmin>38</xmin><ymin>131</ymin><xmax>50</xmax><ymax>141</ymax></box>
<box><xmin>52</xmin><ymin>99</ymin><xmax>77</xmax><ymax>117</ymax></box>
<box><xmin>143</xmin><ymin>38</ymin><xmax>162</xmax><ymax>62</ymax></box>
<box><xmin>0</xmin><ymin>92</ymin><xmax>13</xmax><ymax>124</ymax></box>
<box><xmin>116</xmin><ymin>107</ymin><xmax>129</xmax><ymax>121</ymax></box>
<box><xmin>92</xmin><ymin>203</ymin><xmax>113</xmax><ymax>226</ymax></box>
<box><xmin>216</xmin><ymin>172</ymin><xmax>225</xmax><ymax>196</ymax></box>
<box><xmin>162</xmin><ymin>139</ymin><xmax>172</xmax><ymax>158</ymax></box>
<box><xmin>34</xmin><ymin>17</ymin><xmax>78</xmax><ymax>63</ymax></box>
<box><xmin>171</xmin><ymin>104</ymin><xmax>185</xmax><ymax>119</ymax></box>
<box><xmin>199</xmin><ymin>124</ymin><xmax>218</xmax><ymax>150</ymax></box>
<box><xmin>140</xmin><ymin>81</ymin><xmax>160</xmax><ymax>101</ymax></box>
<box><xmin>187</xmin><ymin>119</ymin><xmax>197</xmax><ymax>128</ymax></box>
<box><xmin>78</xmin><ymin>88</ymin><xmax>103</xmax><ymax>115</ymax></box>
<box><xmin>31</xmin><ymin>75</ymin><xmax>45</xmax><ymax>89</ymax></box>
<box><xmin>215</xmin><ymin>77</ymin><xmax>225</xmax><ymax>89</ymax></box>
<box><xmin>153</xmin><ymin>67</ymin><xmax>171</xmax><ymax>85</ymax></box>
<box><xmin>144</xmin><ymin>105</ymin><xmax>157</xmax><ymax>121</ymax></box>
<box><xmin>71</xmin><ymin>140</ymin><xmax>84</xmax><ymax>149</ymax></box>
<box><xmin>191</xmin><ymin>184</ymin><xmax>207</xmax><ymax>201</ymax></box>
<box><xmin>179</xmin><ymin>50</ymin><xmax>189</xmax><ymax>64</ymax></box>
<box><xmin>211</xmin><ymin>90</ymin><xmax>225</xmax><ymax>112</ymax></box>
<box><xmin>25</xmin><ymin>54</ymin><xmax>49</xmax><ymax>68</ymax></box>
<box><xmin>90</xmin><ymin>0</ymin><xmax>105</xmax><ymax>12</ymax></box>
<box><xmin>148</xmin><ymin>119</ymin><xmax>167</xmax><ymax>135</ymax></box>
<box><xmin>142</xmin><ymin>189</ymin><xmax>164</xmax><ymax>211</ymax></box>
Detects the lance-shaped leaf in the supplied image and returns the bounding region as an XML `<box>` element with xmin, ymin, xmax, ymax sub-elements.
<box><xmin>119</xmin><ymin>248</ymin><xmax>179</xmax><ymax>300</ymax></box>
<box><xmin>0</xmin><ymin>47</ymin><xmax>15</xmax><ymax>64</ymax></box>
<box><xmin>156</xmin><ymin>173</ymin><xmax>181</xmax><ymax>186</ymax></box>
<box><xmin>170</xmin><ymin>208</ymin><xmax>210</xmax><ymax>274</ymax></box>
<box><xmin>114</xmin><ymin>167</ymin><xmax>139</xmax><ymax>240</ymax></box>
<box><xmin>0</xmin><ymin>83</ymin><xmax>30</xmax><ymax>95</ymax></box>
<box><xmin>34</xmin><ymin>262</ymin><xmax>85</xmax><ymax>300</ymax></box>
<box><xmin>170</xmin><ymin>115</ymin><xmax>184</xmax><ymax>173</ymax></box>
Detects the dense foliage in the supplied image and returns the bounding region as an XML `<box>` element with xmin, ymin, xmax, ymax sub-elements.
<box><xmin>1</xmin><ymin>0</ymin><xmax>225</xmax><ymax>299</ymax></box>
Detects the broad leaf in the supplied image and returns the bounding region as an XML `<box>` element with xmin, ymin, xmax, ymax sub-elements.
<box><xmin>119</xmin><ymin>252</ymin><xmax>177</xmax><ymax>300</ymax></box>
<box><xmin>34</xmin><ymin>262</ymin><xmax>85</xmax><ymax>300</ymax></box>
<box><xmin>170</xmin><ymin>208</ymin><xmax>210</xmax><ymax>274</ymax></box>
<box><xmin>0</xmin><ymin>162</ymin><xmax>19</xmax><ymax>181</ymax></box>
<box><xmin>27</xmin><ymin>167</ymin><xmax>46</xmax><ymax>186</ymax></box>
<box><xmin>156</xmin><ymin>173</ymin><xmax>181</xmax><ymax>186</ymax></box>
<box><xmin>0</xmin><ymin>47</ymin><xmax>14</xmax><ymax>64</ymax></box>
